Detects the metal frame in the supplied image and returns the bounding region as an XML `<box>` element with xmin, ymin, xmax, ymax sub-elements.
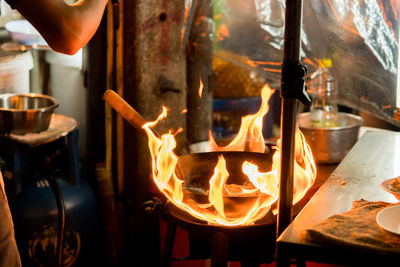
<box><xmin>277</xmin><ymin>0</ymin><xmax>310</xmax><ymax>237</ymax></box>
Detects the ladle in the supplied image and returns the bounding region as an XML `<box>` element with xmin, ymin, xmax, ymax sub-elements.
<box><xmin>103</xmin><ymin>89</ymin><xmax>187</xmax><ymax>180</ymax></box>
<box><xmin>103</xmin><ymin>89</ymin><xmax>159</xmax><ymax>137</ymax></box>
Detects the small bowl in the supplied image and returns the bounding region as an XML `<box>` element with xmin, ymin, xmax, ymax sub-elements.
<box><xmin>381</xmin><ymin>178</ymin><xmax>400</xmax><ymax>201</ymax></box>
<box><xmin>297</xmin><ymin>112</ymin><xmax>364</xmax><ymax>164</ymax></box>
<box><xmin>376</xmin><ymin>205</ymin><xmax>400</xmax><ymax>235</ymax></box>
<box><xmin>5</xmin><ymin>20</ymin><xmax>47</xmax><ymax>46</ymax></box>
<box><xmin>0</xmin><ymin>93</ymin><xmax>58</xmax><ymax>135</ymax></box>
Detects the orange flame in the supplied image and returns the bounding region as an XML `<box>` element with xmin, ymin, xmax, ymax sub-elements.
<box><xmin>198</xmin><ymin>77</ymin><xmax>204</xmax><ymax>98</ymax></box>
<box><xmin>272</xmin><ymin>128</ymin><xmax>317</xmax><ymax>204</ymax></box>
<box><xmin>216</xmin><ymin>24</ymin><xmax>230</xmax><ymax>41</ymax></box>
<box><xmin>143</xmin><ymin>84</ymin><xmax>316</xmax><ymax>226</ymax></box>
<box><xmin>208</xmin><ymin>83</ymin><xmax>275</xmax><ymax>153</ymax></box>
<box><xmin>180</xmin><ymin>0</ymin><xmax>191</xmax><ymax>49</ymax></box>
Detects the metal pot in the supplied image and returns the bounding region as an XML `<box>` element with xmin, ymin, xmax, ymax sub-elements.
<box><xmin>0</xmin><ymin>93</ymin><xmax>58</xmax><ymax>135</ymax></box>
<box><xmin>297</xmin><ymin>112</ymin><xmax>364</xmax><ymax>164</ymax></box>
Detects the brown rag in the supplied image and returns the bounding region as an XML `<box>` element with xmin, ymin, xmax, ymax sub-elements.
<box><xmin>298</xmin><ymin>199</ymin><xmax>400</xmax><ymax>252</ymax></box>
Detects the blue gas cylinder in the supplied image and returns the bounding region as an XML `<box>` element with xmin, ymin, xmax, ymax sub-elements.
<box><xmin>11</xmin><ymin>176</ymin><xmax>97</xmax><ymax>267</ymax></box>
<box><xmin>1</xmin><ymin>115</ymin><xmax>98</xmax><ymax>267</ymax></box>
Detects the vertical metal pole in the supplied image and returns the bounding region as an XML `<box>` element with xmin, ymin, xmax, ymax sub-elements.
<box><xmin>277</xmin><ymin>0</ymin><xmax>304</xmax><ymax>237</ymax></box>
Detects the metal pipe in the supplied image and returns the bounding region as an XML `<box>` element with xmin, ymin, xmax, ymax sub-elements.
<box><xmin>277</xmin><ymin>0</ymin><xmax>304</xmax><ymax>237</ymax></box>
<box><xmin>282</xmin><ymin>1</ymin><xmax>303</xmax><ymax>63</ymax></box>
<box><xmin>277</xmin><ymin>98</ymin><xmax>298</xmax><ymax>236</ymax></box>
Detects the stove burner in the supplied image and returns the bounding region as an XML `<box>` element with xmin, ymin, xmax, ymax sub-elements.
<box><xmin>161</xmin><ymin>202</ymin><xmax>277</xmax><ymax>266</ymax></box>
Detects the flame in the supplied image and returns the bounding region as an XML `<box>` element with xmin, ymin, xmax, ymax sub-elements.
<box><xmin>208</xmin><ymin>83</ymin><xmax>274</xmax><ymax>153</ymax></box>
<box><xmin>198</xmin><ymin>77</ymin><xmax>204</xmax><ymax>98</ymax></box>
<box><xmin>216</xmin><ymin>24</ymin><xmax>230</xmax><ymax>41</ymax></box>
<box><xmin>180</xmin><ymin>0</ymin><xmax>191</xmax><ymax>49</ymax></box>
<box><xmin>143</xmin><ymin>84</ymin><xmax>316</xmax><ymax>226</ymax></box>
<box><xmin>272</xmin><ymin>128</ymin><xmax>317</xmax><ymax>204</ymax></box>
<box><xmin>246</xmin><ymin>60</ymin><xmax>282</xmax><ymax>73</ymax></box>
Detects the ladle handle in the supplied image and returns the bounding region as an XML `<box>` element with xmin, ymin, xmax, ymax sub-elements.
<box><xmin>103</xmin><ymin>90</ymin><xmax>187</xmax><ymax>177</ymax></box>
<box><xmin>103</xmin><ymin>89</ymin><xmax>158</xmax><ymax>136</ymax></box>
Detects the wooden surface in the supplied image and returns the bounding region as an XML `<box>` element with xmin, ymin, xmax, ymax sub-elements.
<box><xmin>277</xmin><ymin>130</ymin><xmax>400</xmax><ymax>266</ymax></box>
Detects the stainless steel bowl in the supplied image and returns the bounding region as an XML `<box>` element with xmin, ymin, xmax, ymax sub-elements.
<box><xmin>0</xmin><ymin>93</ymin><xmax>59</xmax><ymax>135</ymax></box>
<box><xmin>297</xmin><ymin>112</ymin><xmax>364</xmax><ymax>164</ymax></box>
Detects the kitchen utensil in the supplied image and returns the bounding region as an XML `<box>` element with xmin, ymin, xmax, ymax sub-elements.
<box><xmin>177</xmin><ymin>150</ymin><xmax>273</xmax><ymax>197</ymax></box>
<box><xmin>103</xmin><ymin>90</ymin><xmax>274</xmax><ymax>197</ymax></box>
<box><xmin>297</xmin><ymin>112</ymin><xmax>364</xmax><ymax>164</ymax></box>
<box><xmin>103</xmin><ymin>90</ymin><xmax>158</xmax><ymax>136</ymax></box>
<box><xmin>0</xmin><ymin>93</ymin><xmax>58</xmax><ymax>134</ymax></box>
<box><xmin>103</xmin><ymin>89</ymin><xmax>186</xmax><ymax>178</ymax></box>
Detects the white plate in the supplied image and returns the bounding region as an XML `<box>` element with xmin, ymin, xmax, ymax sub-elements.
<box><xmin>376</xmin><ymin>205</ymin><xmax>400</xmax><ymax>235</ymax></box>
<box><xmin>5</xmin><ymin>20</ymin><xmax>47</xmax><ymax>46</ymax></box>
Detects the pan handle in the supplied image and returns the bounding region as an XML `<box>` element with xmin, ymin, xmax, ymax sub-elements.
<box><xmin>103</xmin><ymin>89</ymin><xmax>159</xmax><ymax>136</ymax></box>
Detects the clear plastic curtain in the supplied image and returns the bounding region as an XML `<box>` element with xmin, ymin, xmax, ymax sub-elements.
<box><xmin>183</xmin><ymin>0</ymin><xmax>399</xmax><ymax>125</ymax></box>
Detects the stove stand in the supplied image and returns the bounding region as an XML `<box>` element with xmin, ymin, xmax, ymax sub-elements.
<box><xmin>161</xmin><ymin>202</ymin><xmax>277</xmax><ymax>267</ymax></box>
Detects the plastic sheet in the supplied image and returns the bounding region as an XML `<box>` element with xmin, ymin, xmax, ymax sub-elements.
<box><xmin>183</xmin><ymin>0</ymin><xmax>399</xmax><ymax>126</ymax></box>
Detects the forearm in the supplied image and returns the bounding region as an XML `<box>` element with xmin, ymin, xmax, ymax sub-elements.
<box><xmin>14</xmin><ymin>0</ymin><xmax>108</xmax><ymax>54</ymax></box>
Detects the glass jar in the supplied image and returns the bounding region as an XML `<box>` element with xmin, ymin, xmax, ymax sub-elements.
<box><xmin>309</xmin><ymin>67</ymin><xmax>338</xmax><ymax>128</ymax></box>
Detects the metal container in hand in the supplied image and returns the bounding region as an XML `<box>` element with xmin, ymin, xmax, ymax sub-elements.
<box><xmin>297</xmin><ymin>112</ymin><xmax>364</xmax><ymax>164</ymax></box>
<box><xmin>0</xmin><ymin>93</ymin><xmax>58</xmax><ymax>135</ymax></box>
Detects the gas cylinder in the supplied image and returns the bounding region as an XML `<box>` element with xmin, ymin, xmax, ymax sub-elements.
<box><xmin>1</xmin><ymin>119</ymin><xmax>99</xmax><ymax>267</ymax></box>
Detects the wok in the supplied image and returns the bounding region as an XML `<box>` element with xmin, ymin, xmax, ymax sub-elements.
<box><xmin>103</xmin><ymin>90</ymin><xmax>279</xmax><ymax>215</ymax></box>
<box><xmin>178</xmin><ymin>150</ymin><xmax>274</xmax><ymax>197</ymax></box>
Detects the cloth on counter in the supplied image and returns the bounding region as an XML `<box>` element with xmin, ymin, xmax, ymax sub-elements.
<box><xmin>298</xmin><ymin>199</ymin><xmax>400</xmax><ymax>252</ymax></box>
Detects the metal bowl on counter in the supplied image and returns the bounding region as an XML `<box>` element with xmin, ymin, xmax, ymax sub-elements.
<box><xmin>0</xmin><ymin>93</ymin><xmax>58</xmax><ymax>135</ymax></box>
<box><xmin>297</xmin><ymin>112</ymin><xmax>364</xmax><ymax>164</ymax></box>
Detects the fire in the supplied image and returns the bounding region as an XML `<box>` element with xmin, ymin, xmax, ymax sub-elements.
<box><xmin>208</xmin><ymin>84</ymin><xmax>274</xmax><ymax>153</ymax></box>
<box><xmin>216</xmin><ymin>23</ymin><xmax>230</xmax><ymax>41</ymax></box>
<box><xmin>272</xmin><ymin>128</ymin><xmax>317</xmax><ymax>204</ymax></box>
<box><xmin>198</xmin><ymin>77</ymin><xmax>204</xmax><ymax>98</ymax></box>
<box><xmin>143</xmin><ymin>84</ymin><xmax>316</xmax><ymax>226</ymax></box>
